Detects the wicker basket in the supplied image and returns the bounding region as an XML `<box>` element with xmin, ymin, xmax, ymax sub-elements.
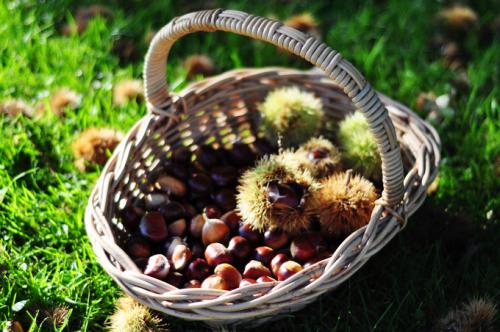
<box><xmin>85</xmin><ymin>9</ymin><xmax>440</xmax><ymax>327</ymax></box>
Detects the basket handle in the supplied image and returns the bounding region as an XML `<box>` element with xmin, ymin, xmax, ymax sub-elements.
<box><xmin>143</xmin><ymin>9</ymin><xmax>405</xmax><ymax>206</ymax></box>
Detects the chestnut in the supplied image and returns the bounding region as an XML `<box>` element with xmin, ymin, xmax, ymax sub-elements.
<box><xmin>120</xmin><ymin>205</ymin><xmax>140</xmax><ymax>231</ymax></box>
<box><xmin>202</xmin><ymin>218</ymin><xmax>230</xmax><ymax>246</ymax></box>
<box><xmin>243</xmin><ymin>260</ymin><xmax>272</xmax><ymax>279</ymax></box>
<box><xmin>159</xmin><ymin>201</ymin><xmax>185</xmax><ymax>222</ymax></box>
<box><xmin>204</xmin><ymin>243</ymin><xmax>232</xmax><ymax>266</ymax></box>
<box><xmin>126</xmin><ymin>236</ymin><xmax>151</xmax><ymax>258</ymax></box>
<box><xmin>253</xmin><ymin>246</ymin><xmax>275</xmax><ymax>266</ymax></box>
<box><xmin>238</xmin><ymin>223</ymin><xmax>263</xmax><ymax>244</ymax></box>
<box><xmin>139</xmin><ymin>211</ymin><xmax>168</xmax><ymax>242</ymax></box>
<box><xmin>290</xmin><ymin>237</ymin><xmax>317</xmax><ymax>262</ymax></box>
<box><xmin>213</xmin><ymin>188</ymin><xmax>237</xmax><ymax>212</ymax></box>
<box><xmin>156</xmin><ymin>175</ymin><xmax>187</xmax><ymax>197</ymax></box>
<box><xmin>143</xmin><ymin>254</ymin><xmax>170</xmax><ymax>279</ymax></box>
<box><xmin>303</xmin><ymin>252</ymin><xmax>331</xmax><ymax>268</ymax></box>
<box><xmin>168</xmin><ymin>218</ymin><xmax>187</xmax><ymax>237</ymax></box>
<box><xmin>201</xmin><ymin>274</ymin><xmax>229</xmax><ymax>290</ymax></box>
<box><xmin>195</xmin><ymin>145</ymin><xmax>218</xmax><ymax>169</ymax></box>
<box><xmin>276</xmin><ymin>261</ymin><xmax>303</xmax><ymax>281</ymax></box>
<box><xmin>188</xmin><ymin>173</ymin><xmax>213</xmax><ymax>195</ymax></box>
<box><xmin>211</xmin><ymin>165</ymin><xmax>238</xmax><ymax>187</ymax></box>
<box><xmin>264</xmin><ymin>229</ymin><xmax>289</xmax><ymax>249</ymax></box>
<box><xmin>171</xmin><ymin>244</ymin><xmax>192</xmax><ymax>270</ymax></box>
<box><xmin>191</xmin><ymin>242</ymin><xmax>204</xmax><ymax>258</ymax></box>
<box><xmin>189</xmin><ymin>214</ymin><xmax>205</xmax><ymax>238</ymax></box>
<box><xmin>214</xmin><ymin>263</ymin><xmax>242</xmax><ymax>290</ymax></box>
<box><xmin>220</xmin><ymin>210</ymin><xmax>241</xmax><ymax>234</ymax></box>
<box><xmin>239</xmin><ymin>278</ymin><xmax>257</xmax><ymax>287</ymax></box>
<box><xmin>163</xmin><ymin>160</ymin><xmax>189</xmax><ymax>180</ymax></box>
<box><xmin>256</xmin><ymin>275</ymin><xmax>277</xmax><ymax>283</ymax></box>
<box><xmin>267</xmin><ymin>181</ymin><xmax>302</xmax><ymax>209</ymax></box>
<box><xmin>186</xmin><ymin>258</ymin><xmax>211</xmax><ymax>280</ymax></box>
<box><xmin>164</xmin><ymin>271</ymin><xmax>185</xmax><ymax>288</ymax></box>
<box><xmin>203</xmin><ymin>205</ymin><xmax>222</xmax><ymax>219</ymax></box>
<box><xmin>228</xmin><ymin>236</ymin><xmax>251</xmax><ymax>260</ymax></box>
<box><xmin>144</xmin><ymin>192</ymin><xmax>168</xmax><ymax>211</ymax></box>
<box><xmin>183</xmin><ymin>203</ymin><xmax>198</xmax><ymax>219</ymax></box>
<box><xmin>228</xmin><ymin>142</ymin><xmax>255</xmax><ymax>166</ymax></box>
<box><xmin>164</xmin><ymin>236</ymin><xmax>183</xmax><ymax>259</ymax></box>
<box><xmin>184</xmin><ymin>279</ymin><xmax>201</xmax><ymax>288</ymax></box>
<box><xmin>270</xmin><ymin>253</ymin><xmax>289</xmax><ymax>275</ymax></box>
<box><xmin>171</xmin><ymin>146</ymin><xmax>192</xmax><ymax>164</ymax></box>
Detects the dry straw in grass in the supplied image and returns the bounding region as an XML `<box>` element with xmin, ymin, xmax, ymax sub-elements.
<box><xmin>237</xmin><ymin>154</ymin><xmax>320</xmax><ymax>234</ymax></box>
<box><xmin>338</xmin><ymin>111</ymin><xmax>381</xmax><ymax>181</ymax></box>
<box><xmin>113</xmin><ymin>80</ymin><xmax>144</xmax><ymax>106</ymax></box>
<box><xmin>108</xmin><ymin>296</ymin><xmax>167</xmax><ymax>332</ymax></box>
<box><xmin>72</xmin><ymin>128</ymin><xmax>123</xmax><ymax>171</ymax></box>
<box><xmin>314</xmin><ymin>171</ymin><xmax>377</xmax><ymax>237</ymax></box>
<box><xmin>436</xmin><ymin>298</ymin><xmax>497</xmax><ymax>332</ymax></box>
<box><xmin>0</xmin><ymin>99</ymin><xmax>34</xmax><ymax>118</ymax></box>
<box><xmin>183</xmin><ymin>54</ymin><xmax>215</xmax><ymax>80</ymax></box>
<box><xmin>259</xmin><ymin>86</ymin><xmax>322</xmax><ymax>148</ymax></box>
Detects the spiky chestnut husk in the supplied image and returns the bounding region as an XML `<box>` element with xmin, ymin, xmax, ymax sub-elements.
<box><xmin>113</xmin><ymin>79</ymin><xmax>144</xmax><ymax>106</ymax></box>
<box><xmin>72</xmin><ymin>127</ymin><xmax>123</xmax><ymax>171</ymax></box>
<box><xmin>40</xmin><ymin>88</ymin><xmax>81</xmax><ymax>116</ymax></box>
<box><xmin>338</xmin><ymin>112</ymin><xmax>381</xmax><ymax>181</ymax></box>
<box><xmin>294</xmin><ymin>136</ymin><xmax>342</xmax><ymax>178</ymax></box>
<box><xmin>435</xmin><ymin>298</ymin><xmax>497</xmax><ymax>332</ymax></box>
<box><xmin>236</xmin><ymin>155</ymin><xmax>320</xmax><ymax>235</ymax></box>
<box><xmin>0</xmin><ymin>99</ymin><xmax>34</xmax><ymax>118</ymax></box>
<box><xmin>314</xmin><ymin>171</ymin><xmax>377</xmax><ymax>237</ymax></box>
<box><xmin>259</xmin><ymin>86</ymin><xmax>323</xmax><ymax>148</ymax></box>
<box><xmin>108</xmin><ymin>296</ymin><xmax>168</xmax><ymax>332</ymax></box>
<box><xmin>284</xmin><ymin>13</ymin><xmax>320</xmax><ymax>38</ymax></box>
<box><xmin>183</xmin><ymin>54</ymin><xmax>215</xmax><ymax>80</ymax></box>
<box><xmin>438</xmin><ymin>5</ymin><xmax>478</xmax><ymax>34</ymax></box>
<box><xmin>62</xmin><ymin>5</ymin><xmax>113</xmax><ymax>35</ymax></box>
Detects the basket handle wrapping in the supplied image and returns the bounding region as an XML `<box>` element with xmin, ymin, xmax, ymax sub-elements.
<box><xmin>143</xmin><ymin>9</ymin><xmax>405</xmax><ymax>206</ymax></box>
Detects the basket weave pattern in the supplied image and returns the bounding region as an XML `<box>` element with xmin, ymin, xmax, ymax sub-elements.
<box><xmin>85</xmin><ymin>9</ymin><xmax>440</xmax><ymax>326</ymax></box>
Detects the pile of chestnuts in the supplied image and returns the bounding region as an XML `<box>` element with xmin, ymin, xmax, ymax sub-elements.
<box><xmin>119</xmin><ymin>140</ymin><xmax>336</xmax><ymax>290</ymax></box>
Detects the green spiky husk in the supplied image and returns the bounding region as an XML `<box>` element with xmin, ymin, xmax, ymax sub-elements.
<box><xmin>259</xmin><ymin>86</ymin><xmax>323</xmax><ymax>148</ymax></box>
<box><xmin>296</xmin><ymin>136</ymin><xmax>342</xmax><ymax>178</ymax></box>
<box><xmin>236</xmin><ymin>155</ymin><xmax>320</xmax><ymax>234</ymax></box>
<box><xmin>338</xmin><ymin>112</ymin><xmax>381</xmax><ymax>180</ymax></box>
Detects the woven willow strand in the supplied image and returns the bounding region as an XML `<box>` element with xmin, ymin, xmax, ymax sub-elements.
<box><xmin>85</xmin><ymin>9</ymin><xmax>440</xmax><ymax>328</ymax></box>
<box><xmin>144</xmin><ymin>9</ymin><xmax>405</xmax><ymax>207</ymax></box>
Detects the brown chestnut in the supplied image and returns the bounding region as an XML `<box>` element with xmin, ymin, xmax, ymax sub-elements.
<box><xmin>276</xmin><ymin>261</ymin><xmax>303</xmax><ymax>281</ymax></box>
<box><xmin>253</xmin><ymin>246</ymin><xmax>275</xmax><ymax>266</ymax></box>
<box><xmin>126</xmin><ymin>236</ymin><xmax>151</xmax><ymax>258</ymax></box>
<box><xmin>238</xmin><ymin>223</ymin><xmax>263</xmax><ymax>244</ymax></box>
<box><xmin>270</xmin><ymin>253</ymin><xmax>289</xmax><ymax>275</ymax></box>
<box><xmin>156</xmin><ymin>175</ymin><xmax>187</xmax><ymax>197</ymax></box>
<box><xmin>184</xmin><ymin>279</ymin><xmax>201</xmax><ymax>288</ymax></box>
<box><xmin>139</xmin><ymin>211</ymin><xmax>168</xmax><ymax>242</ymax></box>
<box><xmin>171</xmin><ymin>244</ymin><xmax>192</xmax><ymax>270</ymax></box>
<box><xmin>290</xmin><ymin>238</ymin><xmax>317</xmax><ymax>262</ymax></box>
<box><xmin>201</xmin><ymin>274</ymin><xmax>229</xmax><ymax>290</ymax></box>
<box><xmin>264</xmin><ymin>229</ymin><xmax>289</xmax><ymax>249</ymax></box>
<box><xmin>188</xmin><ymin>173</ymin><xmax>213</xmax><ymax>195</ymax></box>
<box><xmin>228</xmin><ymin>142</ymin><xmax>255</xmax><ymax>166</ymax></box>
<box><xmin>120</xmin><ymin>205</ymin><xmax>140</xmax><ymax>231</ymax></box>
<box><xmin>159</xmin><ymin>201</ymin><xmax>185</xmax><ymax>222</ymax></box>
<box><xmin>171</xmin><ymin>146</ymin><xmax>192</xmax><ymax>164</ymax></box>
<box><xmin>204</xmin><ymin>243</ymin><xmax>232</xmax><ymax>266</ymax></box>
<box><xmin>202</xmin><ymin>218</ymin><xmax>230</xmax><ymax>246</ymax></box>
<box><xmin>164</xmin><ymin>271</ymin><xmax>185</xmax><ymax>288</ymax></box>
<box><xmin>168</xmin><ymin>218</ymin><xmax>187</xmax><ymax>237</ymax></box>
<box><xmin>214</xmin><ymin>263</ymin><xmax>242</xmax><ymax>290</ymax></box>
<box><xmin>211</xmin><ymin>165</ymin><xmax>238</xmax><ymax>187</ymax></box>
<box><xmin>164</xmin><ymin>236</ymin><xmax>183</xmax><ymax>259</ymax></box>
<box><xmin>186</xmin><ymin>258</ymin><xmax>211</xmax><ymax>280</ymax></box>
<box><xmin>202</xmin><ymin>205</ymin><xmax>222</xmax><ymax>219</ymax></box>
<box><xmin>195</xmin><ymin>145</ymin><xmax>218</xmax><ymax>169</ymax></box>
<box><xmin>239</xmin><ymin>278</ymin><xmax>257</xmax><ymax>287</ymax></box>
<box><xmin>191</xmin><ymin>242</ymin><xmax>204</xmax><ymax>258</ymax></box>
<box><xmin>189</xmin><ymin>214</ymin><xmax>205</xmax><ymax>238</ymax></box>
<box><xmin>213</xmin><ymin>188</ymin><xmax>237</xmax><ymax>212</ymax></box>
<box><xmin>243</xmin><ymin>260</ymin><xmax>272</xmax><ymax>279</ymax></box>
<box><xmin>143</xmin><ymin>254</ymin><xmax>170</xmax><ymax>279</ymax></box>
<box><xmin>303</xmin><ymin>252</ymin><xmax>331</xmax><ymax>268</ymax></box>
<box><xmin>228</xmin><ymin>236</ymin><xmax>252</xmax><ymax>260</ymax></box>
<box><xmin>256</xmin><ymin>275</ymin><xmax>277</xmax><ymax>283</ymax></box>
<box><xmin>220</xmin><ymin>210</ymin><xmax>241</xmax><ymax>233</ymax></box>
<box><xmin>144</xmin><ymin>192</ymin><xmax>168</xmax><ymax>211</ymax></box>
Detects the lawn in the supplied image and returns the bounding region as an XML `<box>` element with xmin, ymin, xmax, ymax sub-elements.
<box><xmin>0</xmin><ymin>0</ymin><xmax>499</xmax><ymax>331</ymax></box>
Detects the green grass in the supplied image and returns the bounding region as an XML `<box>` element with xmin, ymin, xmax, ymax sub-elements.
<box><xmin>1</xmin><ymin>0</ymin><xmax>499</xmax><ymax>330</ymax></box>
